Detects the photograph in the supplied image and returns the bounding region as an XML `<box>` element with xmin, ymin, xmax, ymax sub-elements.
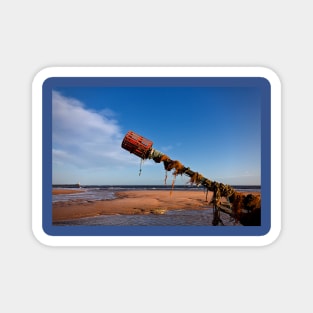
<box><xmin>33</xmin><ymin>67</ymin><xmax>278</xmax><ymax>244</ymax></box>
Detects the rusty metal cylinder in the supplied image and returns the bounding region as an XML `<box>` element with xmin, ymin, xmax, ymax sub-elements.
<box><xmin>121</xmin><ymin>130</ymin><xmax>153</xmax><ymax>159</ymax></box>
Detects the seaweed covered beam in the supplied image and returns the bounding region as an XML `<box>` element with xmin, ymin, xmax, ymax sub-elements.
<box><xmin>121</xmin><ymin>130</ymin><xmax>261</xmax><ymax>225</ymax></box>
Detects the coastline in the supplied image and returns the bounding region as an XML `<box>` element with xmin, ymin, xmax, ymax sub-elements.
<box><xmin>52</xmin><ymin>188</ymin><xmax>260</xmax><ymax>223</ymax></box>
<box><xmin>52</xmin><ymin>188</ymin><xmax>85</xmax><ymax>195</ymax></box>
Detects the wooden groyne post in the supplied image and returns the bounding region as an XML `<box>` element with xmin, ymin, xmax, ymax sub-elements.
<box><xmin>121</xmin><ymin>130</ymin><xmax>261</xmax><ymax>226</ymax></box>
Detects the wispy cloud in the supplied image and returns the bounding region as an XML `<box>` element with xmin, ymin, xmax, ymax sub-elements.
<box><xmin>52</xmin><ymin>91</ymin><xmax>137</xmax><ymax>170</ymax></box>
<box><xmin>160</xmin><ymin>145</ymin><xmax>173</xmax><ymax>152</ymax></box>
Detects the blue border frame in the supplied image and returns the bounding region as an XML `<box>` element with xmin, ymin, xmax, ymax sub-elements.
<box><xmin>42</xmin><ymin>77</ymin><xmax>271</xmax><ymax>236</ymax></box>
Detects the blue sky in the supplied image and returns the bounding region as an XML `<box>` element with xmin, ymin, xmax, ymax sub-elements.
<box><xmin>52</xmin><ymin>84</ymin><xmax>261</xmax><ymax>185</ymax></box>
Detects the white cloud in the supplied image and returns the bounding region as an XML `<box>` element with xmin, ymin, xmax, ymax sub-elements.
<box><xmin>52</xmin><ymin>91</ymin><xmax>137</xmax><ymax>170</ymax></box>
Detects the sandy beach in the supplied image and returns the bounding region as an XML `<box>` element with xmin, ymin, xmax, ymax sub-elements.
<box><xmin>52</xmin><ymin>188</ymin><xmax>260</xmax><ymax>223</ymax></box>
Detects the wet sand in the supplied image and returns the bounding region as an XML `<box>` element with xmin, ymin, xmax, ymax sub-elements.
<box><xmin>52</xmin><ymin>189</ymin><xmax>260</xmax><ymax>222</ymax></box>
<box><xmin>52</xmin><ymin>189</ymin><xmax>85</xmax><ymax>195</ymax></box>
<box><xmin>53</xmin><ymin>189</ymin><xmax>214</xmax><ymax>222</ymax></box>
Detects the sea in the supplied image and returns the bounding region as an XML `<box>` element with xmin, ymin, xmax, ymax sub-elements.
<box><xmin>53</xmin><ymin>185</ymin><xmax>260</xmax><ymax>226</ymax></box>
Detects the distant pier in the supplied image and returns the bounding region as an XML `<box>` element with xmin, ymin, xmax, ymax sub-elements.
<box><xmin>53</xmin><ymin>183</ymin><xmax>81</xmax><ymax>188</ymax></box>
